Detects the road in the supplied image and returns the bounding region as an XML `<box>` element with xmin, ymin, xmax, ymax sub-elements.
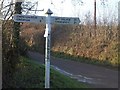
<box><xmin>27</xmin><ymin>51</ymin><xmax>118</xmax><ymax>88</ymax></box>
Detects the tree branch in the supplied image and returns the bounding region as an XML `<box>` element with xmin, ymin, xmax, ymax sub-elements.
<box><xmin>2</xmin><ymin>3</ymin><xmax>15</xmax><ymax>10</ymax></box>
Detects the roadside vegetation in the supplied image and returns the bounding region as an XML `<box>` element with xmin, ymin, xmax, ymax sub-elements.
<box><xmin>2</xmin><ymin>0</ymin><xmax>118</xmax><ymax>88</ymax></box>
<box><xmin>2</xmin><ymin>21</ymin><xmax>89</xmax><ymax>88</ymax></box>
<box><xmin>20</xmin><ymin>23</ymin><xmax>119</xmax><ymax>68</ymax></box>
<box><xmin>10</xmin><ymin>56</ymin><xmax>88</xmax><ymax>88</ymax></box>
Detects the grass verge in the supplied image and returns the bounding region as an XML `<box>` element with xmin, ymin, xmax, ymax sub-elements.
<box><xmin>10</xmin><ymin>56</ymin><xmax>89</xmax><ymax>88</ymax></box>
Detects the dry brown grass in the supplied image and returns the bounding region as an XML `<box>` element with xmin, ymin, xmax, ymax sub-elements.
<box><xmin>20</xmin><ymin>23</ymin><xmax>119</xmax><ymax>67</ymax></box>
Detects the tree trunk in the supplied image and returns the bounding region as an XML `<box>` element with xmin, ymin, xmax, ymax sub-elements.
<box><xmin>2</xmin><ymin>1</ymin><xmax>22</xmax><ymax>88</ymax></box>
<box><xmin>13</xmin><ymin>1</ymin><xmax>22</xmax><ymax>55</ymax></box>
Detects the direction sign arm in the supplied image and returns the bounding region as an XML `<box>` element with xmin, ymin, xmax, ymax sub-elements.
<box><xmin>51</xmin><ymin>16</ymin><xmax>80</xmax><ymax>24</ymax></box>
<box><xmin>13</xmin><ymin>14</ymin><xmax>46</xmax><ymax>23</ymax></box>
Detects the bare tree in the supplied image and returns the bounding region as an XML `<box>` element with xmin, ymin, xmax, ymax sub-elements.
<box><xmin>1</xmin><ymin>0</ymin><xmax>42</xmax><ymax>21</ymax></box>
<box><xmin>71</xmin><ymin>0</ymin><xmax>84</xmax><ymax>17</ymax></box>
<box><xmin>71</xmin><ymin>0</ymin><xmax>84</xmax><ymax>6</ymax></box>
<box><xmin>21</xmin><ymin>1</ymin><xmax>44</xmax><ymax>15</ymax></box>
<box><xmin>1</xmin><ymin>0</ymin><xmax>42</xmax><ymax>87</ymax></box>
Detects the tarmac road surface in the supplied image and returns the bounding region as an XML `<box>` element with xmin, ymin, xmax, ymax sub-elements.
<box><xmin>27</xmin><ymin>51</ymin><xmax>118</xmax><ymax>88</ymax></box>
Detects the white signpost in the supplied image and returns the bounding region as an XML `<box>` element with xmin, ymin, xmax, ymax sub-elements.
<box><xmin>13</xmin><ymin>9</ymin><xmax>80</xmax><ymax>88</ymax></box>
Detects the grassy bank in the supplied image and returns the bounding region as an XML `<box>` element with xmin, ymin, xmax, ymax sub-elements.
<box><xmin>10</xmin><ymin>56</ymin><xmax>88</xmax><ymax>88</ymax></box>
<box><xmin>51</xmin><ymin>51</ymin><xmax>118</xmax><ymax>70</ymax></box>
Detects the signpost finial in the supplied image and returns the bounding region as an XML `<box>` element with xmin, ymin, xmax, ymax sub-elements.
<box><xmin>45</xmin><ymin>9</ymin><xmax>53</xmax><ymax>15</ymax></box>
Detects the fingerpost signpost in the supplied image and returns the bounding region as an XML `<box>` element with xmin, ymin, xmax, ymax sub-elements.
<box><xmin>13</xmin><ymin>9</ymin><xmax>80</xmax><ymax>88</ymax></box>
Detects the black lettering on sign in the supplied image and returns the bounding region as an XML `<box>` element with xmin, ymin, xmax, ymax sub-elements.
<box><xmin>16</xmin><ymin>19</ymin><xmax>30</xmax><ymax>21</ymax></box>
<box><xmin>16</xmin><ymin>15</ymin><xmax>38</xmax><ymax>20</ymax></box>
<box><xmin>61</xmin><ymin>18</ymin><xmax>65</xmax><ymax>20</ymax></box>
<box><xmin>19</xmin><ymin>16</ymin><xmax>24</xmax><ymax>18</ymax></box>
<box><xmin>30</xmin><ymin>16</ymin><xmax>37</xmax><ymax>19</ymax></box>
<box><xmin>55</xmin><ymin>18</ymin><xmax>60</xmax><ymax>20</ymax></box>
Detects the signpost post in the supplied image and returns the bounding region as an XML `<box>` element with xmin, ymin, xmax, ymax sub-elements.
<box><xmin>13</xmin><ymin>9</ymin><xmax>80</xmax><ymax>88</ymax></box>
<box><xmin>44</xmin><ymin>9</ymin><xmax>53</xmax><ymax>88</ymax></box>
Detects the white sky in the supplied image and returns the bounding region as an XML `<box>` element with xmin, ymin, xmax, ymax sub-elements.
<box><xmin>24</xmin><ymin>0</ymin><xmax>119</xmax><ymax>16</ymax></box>
<box><xmin>1</xmin><ymin>0</ymin><xmax>120</xmax><ymax>23</ymax></box>
<box><xmin>23</xmin><ymin>0</ymin><xmax>119</xmax><ymax>23</ymax></box>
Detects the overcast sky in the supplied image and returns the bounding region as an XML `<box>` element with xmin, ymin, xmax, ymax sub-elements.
<box><xmin>1</xmin><ymin>0</ymin><xmax>119</xmax><ymax>23</ymax></box>
<box><xmin>23</xmin><ymin>0</ymin><xmax>119</xmax><ymax>16</ymax></box>
<box><xmin>22</xmin><ymin>0</ymin><xmax>119</xmax><ymax>23</ymax></box>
